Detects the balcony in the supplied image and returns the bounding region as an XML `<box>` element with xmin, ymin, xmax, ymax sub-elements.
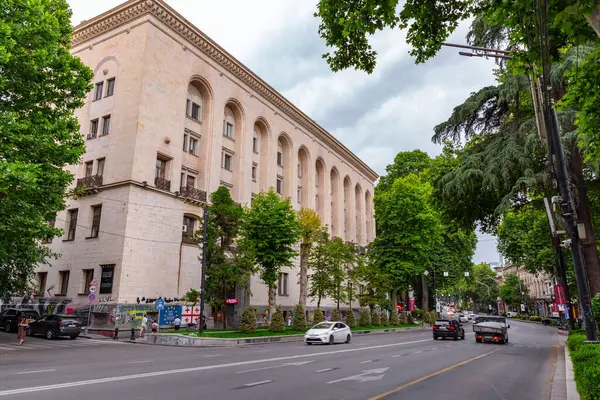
<box><xmin>179</xmin><ymin>185</ymin><xmax>207</xmax><ymax>202</ymax></box>
<box><xmin>155</xmin><ymin>177</ymin><xmax>171</xmax><ymax>191</ymax></box>
<box><xmin>77</xmin><ymin>175</ymin><xmax>103</xmax><ymax>189</ymax></box>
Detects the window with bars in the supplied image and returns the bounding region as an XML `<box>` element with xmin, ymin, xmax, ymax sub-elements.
<box><xmin>94</xmin><ymin>82</ymin><xmax>104</xmax><ymax>101</ymax></box>
<box><xmin>37</xmin><ymin>272</ymin><xmax>47</xmax><ymax>296</ymax></box>
<box><xmin>85</xmin><ymin>161</ymin><xmax>93</xmax><ymax>177</ymax></box>
<box><xmin>97</xmin><ymin>158</ymin><xmax>105</xmax><ymax>177</ymax></box>
<box><xmin>90</xmin><ymin>205</ymin><xmax>102</xmax><ymax>238</ymax></box>
<box><xmin>278</xmin><ymin>272</ymin><xmax>289</xmax><ymax>296</ymax></box>
<box><xmin>82</xmin><ymin>269</ymin><xmax>94</xmax><ymax>294</ymax></box>
<box><xmin>66</xmin><ymin>209</ymin><xmax>78</xmax><ymax>241</ymax></box>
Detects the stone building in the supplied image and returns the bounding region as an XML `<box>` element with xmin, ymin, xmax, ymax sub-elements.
<box><xmin>34</xmin><ymin>0</ymin><xmax>378</xmax><ymax>320</ymax></box>
<box><xmin>496</xmin><ymin>264</ymin><xmax>554</xmax><ymax>316</ymax></box>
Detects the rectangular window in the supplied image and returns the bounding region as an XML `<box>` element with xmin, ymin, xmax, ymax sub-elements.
<box><xmin>101</xmin><ymin>115</ymin><xmax>110</xmax><ymax>136</ymax></box>
<box><xmin>278</xmin><ymin>272</ymin><xmax>289</xmax><ymax>296</ymax></box>
<box><xmin>37</xmin><ymin>272</ymin><xmax>47</xmax><ymax>296</ymax></box>
<box><xmin>96</xmin><ymin>158</ymin><xmax>105</xmax><ymax>177</ymax></box>
<box><xmin>99</xmin><ymin>264</ymin><xmax>115</xmax><ymax>294</ymax></box>
<box><xmin>191</xmin><ymin>102</ymin><xmax>201</xmax><ymax>120</ymax></box>
<box><xmin>276</xmin><ymin>178</ymin><xmax>283</xmax><ymax>195</ymax></box>
<box><xmin>188</xmin><ymin>136</ymin><xmax>198</xmax><ymax>155</ymax></box>
<box><xmin>253</xmin><ymin>137</ymin><xmax>258</xmax><ymax>153</ymax></box>
<box><xmin>186</xmin><ymin>175</ymin><xmax>195</xmax><ymax>188</ymax></box>
<box><xmin>155</xmin><ymin>157</ymin><xmax>168</xmax><ymax>179</ymax></box>
<box><xmin>251</xmin><ymin>165</ymin><xmax>257</xmax><ymax>181</ymax></box>
<box><xmin>277</xmin><ymin>151</ymin><xmax>283</xmax><ymax>166</ymax></box>
<box><xmin>183</xmin><ymin>215</ymin><xmax>195</xmax><ymax>238</ymax></box>
<box><xmin>89</xmin><ymin>119</ymin><xmax>98</xmax><ymax>138</ymax></box>
<box><xmin>94</xmin><ymin>82</ymin><xmax>104</xmax><ymax>101</ymax></box>
<box><xmin>82</xmin><ymin>269</ymin><xmax>94</xmax><ymax>294</ymax></box>
<box><xmin>106</xmin><ymin>78</ymin><xmax>115</xmax><ymax>97</ymax></box>
<box><xmin>298</xmin><ymin>164</ymin><xmax>302</xmax><ymax>178</ymax></box>
<box><xmin>183</xmin><ymin>133</ymin><xmax>188</xmax><ymax>151</ymax></box>
<box><xmin>297</xmin><ymin>186</ymin><xmax>302</xmax><ymax>204</ymax></box>
<box><xmin>223</xmin><ymin>153</ymin><xmax>232</xmax><ymax>171</ymax></box>
<box><xmin>66</xmin><ymin>209</ymin><xmax>78</xmax><ymax>241</ymax></box>
<box><xmin>85</xmin><ymin>161</ymin><xmax>93</xmax><ymax>177</ymax></box>
<box><xmin>90</xmin><ymin>205</ymin><xmax>102</xmax><ymax>238</ymax></box>
<box><xmin>58</xmin><ymin>271</ymin><xmax>70</xmax><ymax>295</ymax></box>
<box><xmin>225</xmin><ymin>122</ymin><xmax>233</xmax><ymax>138</ymax></box>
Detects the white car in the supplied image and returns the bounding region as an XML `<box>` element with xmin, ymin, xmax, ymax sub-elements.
<box><xmin>458</xmin><ymin>314</ymin><xmax>469</xmax><ymax>323</ymax></box>
<box><xmin>468</xmin><ymin>313</ymin><xmax>476</xmax><ymax>321</ymax></box>
<box><xmin>304</xmin><ymin>321</ymin><xmax>352</xmax><ymax>345</ymax></box>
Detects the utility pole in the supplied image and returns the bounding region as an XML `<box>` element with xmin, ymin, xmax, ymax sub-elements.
<box><xmin>199</xmin><ymin>208</ymin><xmax>209</xmax><ymax>335</ymax></box>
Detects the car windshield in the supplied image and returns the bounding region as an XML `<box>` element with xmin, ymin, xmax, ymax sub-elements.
<box><xmin>60</xmin><ymin>317</ymin><xmax>80</xmax><ymax>323</ymax></box>
<box><xmin>434</xmin><ymin>320</ymin><xmax>449</xmax><ymax>326</ymax></box>
<box><xmin>312</xmin><ymin>322</ymin><xmax>334</xmax><ymax>329</ymax></box>
<box><xmin>20</xmin><ymin>311</ymin><xmax>38</xmax><ymax>318</ymax></box>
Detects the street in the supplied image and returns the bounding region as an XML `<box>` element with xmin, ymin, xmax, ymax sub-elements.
<box><xmin>0</xmin><ymin>320</ymin><xmax>562</xmax><ymax>400</ymax></box>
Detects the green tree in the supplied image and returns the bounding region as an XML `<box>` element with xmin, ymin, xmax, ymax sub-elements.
<box><xmin>297</xmin><ymin>208</ymin><xmax>323</xmax><ymax>308</ymax></box>
<box><xmin>0</xmin><ymin>0</ymin><xmax>93</xmax><ymax>297</ymax></box>
<box><xmin>292</xmin><ymin>303</ymin><xmax>307</xmax><ymax>331</ymax></box>
<box><xmin>240</xmin><ymin>307</ymin><xmax>257</xmax><ymax>333</ymax></box>
<box><xmin>269</xmin><ymin>305</ymin><xmax>285</xmax><ymax>332</ymax></box>
<box><xmin>464</xmin><ymin>263</ymin><xmax>500</xmax><ymax>312</ymax></box>
<box><xmin>389</xmin><ymin>310</ymin><xmax>399</xmax><ymax>326</ymax></box>
<box><xmin>345</xmin><ymin>309</ymin><xmax>357</xmax><ymax>327</ymax></box>
<box><xmin>327</xmin><ymin>237</ymin><xmax>356</xmax><ymax>309</ymax></box>
<box><xmin>312</xmin><ymin>308</ymin><xmax>325</xmax><ymax>324</ymax></box>
<box><xmin>331</xmin><ymin>308</ymin><xmax>340</xmax><ymax>321</ymax></box>
<box><xmin>355</xmin><ymin>253</ymin><xmax>390</xmax><ymax>310</ymax></box>
<box><xmin>201</xmin><ymin>187</ymin><xmax>254</xmax><ymax>329</ymax></box>
<box><xmin>500</xmin><ymin>273</ymin><xmax>528</xmax><ymax>311</ymax></box>
<box><xmin>371</xmin><ymin>310</ymin><xmax>381</xmax><ymax>326</ymax></box>
<box><xmin>376</xmin><ymin>150</ymin><xmax>432</xmax><ymax>194</ymax></box>
<box><xmin>308</xmin><ymin>231</ymin><xmax>333</xmax><ymax>307</ymax></box>
<box><xmin>244</xmin><ymin>189</ymin><xmax>301</xmax><ymax>320</ymax></box>
<box><xmin>182</xmin><ymin>288</ymin><xmax>202</xmax><ymax>308</ymax></box>
<box><xmin>359</xmin><ymin>309</ymin><xmax>371</xmax><ymax>326</ymax></box>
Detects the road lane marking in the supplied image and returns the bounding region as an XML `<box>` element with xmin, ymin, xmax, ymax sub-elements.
<box><xmin>360</xmin><ymin>359</ymin><xmax>379</xmax><ymax>364</ymax></box>
<box><xmin>0</xmin><ymin>346</ymin><xmax>15</xmax><ymax>351</ymax></box>
<box><xmin>316</xmin><ymin>368</ymin><xmax>335</xmax><ymax>373</ymax></box>
<box><xmin>0</xmin><ymin>337</ymin><xmax>434</xmax><ymax>396</ymax></box>
<box><xmin>203</xmin><ymin>354</ymin><xmax>221</xmax><ymax>358</ymax></box>
<box><xmin>243</xmin><ymin>380</ymin><xmax>273</xmax><ymax>388</ymax></box>
<box><xmin>237</xmin><ymin>360</ymin><xmax>313</xmax><ymax>374</ymax></box>
<box><xmin>128</xmin><ymin>360</ymin><xmax>152</xmax><ymax>364</ymax></box>
<box><xmin>15</xmin><ymin>369</ymin><xmax>56</xmax><ymax>375</ymax></box>
<box><xmin>414</xmin><ymin>351</ymin><xmax>422</xmax><ymax>354</ymax></box>
<box><xmin>368</xmin><ymin>348</ymin><xmax>503</xmax><ymax>400</ymax></box>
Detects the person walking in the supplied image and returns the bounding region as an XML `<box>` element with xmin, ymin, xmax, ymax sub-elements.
<box><xmin>17</xmin><ymin>316</ymin><xmax>28</xmax><ymax>346</ymax></box>
<box><xmin>151</xmin><ymin>320</ymin><xmax>158</xmax><ymax>333</ymax></box>
<box><xmin>173</xmin><ymin>316</ymin><xmax>181</xmax><ymax>331</ymax></box>
<box><xmin>139</xmin><ymin>314</ymin><xmax>148</xmax><ymax>338</ymax></box>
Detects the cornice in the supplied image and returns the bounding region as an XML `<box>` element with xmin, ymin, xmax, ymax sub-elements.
<box><xmin>72</xmin><ymin>0</ymin><xmax>379</xmax><ymax>182</ymax></box>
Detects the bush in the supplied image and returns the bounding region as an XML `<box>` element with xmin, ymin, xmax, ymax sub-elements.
<box><xmin>412</xmin><ymin>308</ymin><xmax>424</xmax><ymax>319</ymax></box>
<box><xmin>312</xmin><ymin>308</ymin><xmax>324</xmax><ymax>325</ymax></box>
<box><xmin>428</xmin><ymin>311</ymin><xmax>438</xmax><ymax>324</ymax></box>
<box><xmin>371</xmin><ymin>310</ymin><xmax>381</xmax><ymax>326</ymax></box>
<box><xmin>382</xmin><ymin>312</ymin><xmax>389</xmax><ymax>326</ymax></box>
<box><xmin>407</xmin><ymin>313</ymin><xmax>415</xmax><ymax>325</ymax></box>
<box><xmin>568</xmin><ymin>331</ymin><xmax>600</xmax><ymax>400</ymax></box>
<box><xmin>359</xmin><ymin>309</ymin><xmax>371</xmax><ymax>326</ymax></box>
<box><xmin>389</xmin><ymin>311</ymin><xmax>399</xmax><ymax>326</ymax></box>
<box><xmin>240</xmin><ymin>307</ymin><xmax>257</xmax><ymax>333</ymax></box>
<box><xmin>345</xmin><ymin>309</ymin><xmax>356</xmax><ymax>328</ymax></box>
<box><xmin>423</xmin><ymin>312</ymin><xmax>430</xmax><ymax>324</ymax></box>
<box><xmin>331</xmin><ymin>308</ymin><xmax>340</xmax><ymax>321</ymax></box>
<box><xmin>269</xmin><ymin>305</ymin><xmax>285</xmax><ymax>332</ymax></box>
<box><xmin>399</xmin><ymin>312</ymin><xmax>408</xmax><ymax>325</ymax></box>
<box><xmin>292</xmin><ymin>304</ymin><xmax>307</xmax><ymax>331</ymax></box>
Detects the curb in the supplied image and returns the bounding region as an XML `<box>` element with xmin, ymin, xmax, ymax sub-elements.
<box><xmin>565</xmin><ymin>345</ymin><xmax>580</xmax><ymax>400</ymax></box>
<box><xmin>141</xmin><ymin>326</ymin><xmax>429</xmax><ymax>347</ymax></box>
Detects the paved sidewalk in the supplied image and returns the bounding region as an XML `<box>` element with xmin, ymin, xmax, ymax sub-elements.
<box><xmin>551</xmin><ymin>335</ymin><xmax>580</xmax><ymax>400</ymax></box>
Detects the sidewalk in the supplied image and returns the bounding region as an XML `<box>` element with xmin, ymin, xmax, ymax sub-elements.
<box><xmin>551</xmin><ymin>336</ymin><xmax>580</xmax><ymax>400</ymax></box>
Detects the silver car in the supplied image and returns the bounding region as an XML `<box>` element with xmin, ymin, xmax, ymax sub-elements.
<box><xmin>304</xmin><ymin>321</ymin><xmax>352</xmax><ymax>345</ymax></box>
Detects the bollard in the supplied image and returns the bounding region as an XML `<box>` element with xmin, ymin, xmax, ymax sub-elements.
<box><xmin>130</xmin><ymin>327</ymin><xmax>135</xmax><ymax>341</ymax></box>
<box><xmin>113</xmin><ymin>327</ymin><xmax>119</xmax><ymax>340</ymax></box>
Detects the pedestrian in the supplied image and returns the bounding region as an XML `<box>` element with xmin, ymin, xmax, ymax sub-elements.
<box><xmin>139</xmin><ymin>314</ymin><xmax>148</xmax><ymax>338</ymax></box>
<box><xmin>287</xmin><ymin>313</ymin><xmax>292</xmax><ymax>326</ymax></box>
<box><xmin>17</xmin><ymin>315</ymin><xmax>28</xmax><ymax>346</ymax></box>
<box><xmin>151</xmin><ymin>320</ymin><xmax>158</xmax><ymax>333</ymax></box>
<box><xmin>173</xmin><ymin>316</ymin><xmax>181</xmax><ymax>331</ymax></box>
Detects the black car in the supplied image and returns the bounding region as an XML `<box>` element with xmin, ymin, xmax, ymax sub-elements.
<box><xmin>432</xmin><ymin>319</ymin><xmax>465</xmax><ymax>340</ymax></box>
<box><xmin>0</xmin><ymin>309</ymin><xmax>40</xmax><ymax>333</ymax></box>
<box><xmin>27</xmin><ymin>314</ymin><xmax>82</xmax><ymax>340</ymax></box>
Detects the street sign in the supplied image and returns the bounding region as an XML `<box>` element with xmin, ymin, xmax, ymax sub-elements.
<box><xmin>89</xmin><ymin>285</ymin><xmax>97</xmax><ymax>294</ymax></box>
<box><xmin>155</xmin><ymin>299</ymin><xmax>165</xmax><ymax>310</ymax></box>
<box><xmin>88</xmin><ymin>293</ymin><xmax>95</xmax><ymax>302</ymax></box>
<box><xmin>436</xmin><ymin>302</ymin><xmax>441</xmax><ymax>313</ymax></box>
<box><xmin>89</xmin><ymin>278</ymin><xmax>98</xmax><ymax>295</ymax></box>
<box><xmin>225</xmin><ymin>298</ymin><xmax>238</xmax><ymax>305</ymax></box>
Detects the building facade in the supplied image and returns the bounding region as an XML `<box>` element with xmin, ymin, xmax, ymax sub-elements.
<box><xmin>495</xmin><ymin>264</ymin><xmax>554</xmax><ymax>316</ymax></box>
<box><xmin>34</xmin><ymin>0</ymin><xmax>378</xmax><ymax>318</ymax></box>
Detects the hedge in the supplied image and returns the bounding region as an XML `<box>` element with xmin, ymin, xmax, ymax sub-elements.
<box><xmin>567</xmin><ymin>330</ymin><xmax>600</xmax><ymax>400</ymax></box>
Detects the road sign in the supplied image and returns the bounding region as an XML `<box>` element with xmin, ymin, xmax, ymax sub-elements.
<box><xmin>89</xmin><ymin>285</ymin><xmax>97</xmax><ymax>294</ymax></box>
<box><xmin>88</xmin><ymin>293</ymin><xmax>95</xmax><ymax>302</ymax></box>
<box><xmin>225</xmin><ymin>298</ymin><xmax>238</xmax><ymax>305</ymax></box>
<box><xmin>89</xmin><ymin>278</ymin><xmax>98</xmax><ymax>295</ymax></box>
<box><xmin>155</xmin><ymin>299</ymin><xmax>165</xmax><ymax>310</ymax></box>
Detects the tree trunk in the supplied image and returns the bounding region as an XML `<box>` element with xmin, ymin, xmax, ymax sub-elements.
<box><xmin>585</xmin><ymin>5</ymin><xmax>600</xmax><ymax>37</ymax></box>
<box><xmin>222</xmin><ymin>287</ymin><xmax>227</xmax><ymax>330</ymax></box>
<box><xmin>299</xmin><ymin>242</ymin><xmax>309</xmax><ymax>307</ymax></box>
<box><xmin>422</xmin><ymin>276</ymin><xmax>429</xmax><ymax>312</ymax></box>
<box><xmin>570</xmin><ymin>147</ymin><xmax>600</xmax><ymax>296</ymax></box>
<box><xmin>317</xmin><ymin>295</ymin><xmax>321</xmax><ymax>308</ymax></box>
<box><xmin>391</xmin><ymin>288</ymin><xmax>397</xmax><ymax>311</ymax></box>
<box><xmin>268</xmin><ymin>284</ymin><xmax>276</xmax><ymax>323</ymax></box>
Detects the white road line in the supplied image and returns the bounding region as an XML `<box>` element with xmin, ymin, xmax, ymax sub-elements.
<box><xmin>15</xmin><ymin>369</ymin><xmax>56</xmax><ymax>375</ymax></box>
<box><xmin>316</xmin><ymin>368</ymin><xmax>334</xmax><ymax>373</ymax></box>
<box><xmin>0</xmin><ymin>337</ymin><xmax>433</xmax><ymax>396</ymax></box>
<box><xmin>360</xmin><ymin>360</ymin><xmax>374</xmax><ymax>364</ymax></box>
<box><xmin>244</xmin><ymin>380</ymin><xmax>273</xmax><ymax>387</ymax></box>
<box><xmin>432</xmin><ymin>348</ymin><xmax>439</xmax><ymax>350</ymax></box>
<box><xmin>0</xmin><ymin>346</ymin><xmax>16</xmax><ymax>351</ymax></box>
<box><xmin>392</xmin><ymin>355</ymin><xmax>401</xmax><ymax>358</ymax></box>
<box><xmin>203</xmin><ymin>354</ymin><xmax>221</xmax><ymax>358</ymax></box>
<box><xmin>414</xmin><ymin>351</ymin><xmax>422</xmax><ymax>354</ymax></box>
<box><xmin>128</xmin><ymin>360</ymin><xmax>153</xmax><ymax>364</ymax></box>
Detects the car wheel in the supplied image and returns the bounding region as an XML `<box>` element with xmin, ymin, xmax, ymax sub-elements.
<box><xmin>4</xmin><ymin>322</ymin><xmax>11</xmax><ymax>333</ymax></box>
<box><xmin>345</xmin><ymin>334</ymin><xmax>351</xmax><ymax>344</ymax></box>
<box><xmin>433</xmin><ymin>335</ymin><xmax>438</xmax><ymax>340</ymax></box>
<box><xmin>328</xmin><ymin>335</ymin><xmax>334</xmax><ymax>345</ymax></box>
<box><xmin>45</xmin><ymin>329</ymin><xmax>55</xmax><ymax>340</ymax></box>
<box><xmin>504</xmin><ymin>337</ymin><xmax>509</xmax><ymax>344</ymax></box>
<box><xmin>476</xmin><ymin>338</ymin><xmax>482</xmax><ymax>343</ymax></box>
<box><xmin>453</xmin><ymin>333</ymin><xmax>459</xmax><ymax>341</ymax></box>
<box><xmin>70</xmin><ymin>335</ymin><xmax>78</xmax><ymax>340</ymax></box>
<box><xmin>306</xmin><ymin>342</ymin><xmax>312</xmax><ymax>345</ymax></box>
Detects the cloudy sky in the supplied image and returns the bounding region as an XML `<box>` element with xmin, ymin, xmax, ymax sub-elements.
<box><xmin>68</xmin><ymin>0</ymin><xmax>501</xmax><ymax>264</ymax></box>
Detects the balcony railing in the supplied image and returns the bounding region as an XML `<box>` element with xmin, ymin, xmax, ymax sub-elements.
<box><xmin>179</xmin><ymin>185</ymin><xmax>207</xmax><ymax>202</ymax></box>
<box><xmin>155</xmin><ymin>177</ymin><xmax>171</xmax><ymax>191</ymax></box>
<box><xmin>77</xmin><ymin>175</ymin><xmax>103</xmax><ymax>188</ymax></box>
<box><xmin>182</xmin><ymin>234</ymin><xmax>198</xmax><ymax>245</ymax></box>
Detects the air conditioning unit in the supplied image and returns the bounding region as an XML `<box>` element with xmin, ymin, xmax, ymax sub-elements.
<box><xmin>182</xmin><ymin>225</ymin><xmax>187</xmax><ymax>233</ymax></box>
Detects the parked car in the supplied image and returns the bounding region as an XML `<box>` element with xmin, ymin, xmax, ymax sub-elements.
<box><xmin>0</xmin><ymin>309</ymin><xmax>40</xmax><ymax>333</ymax></box>
<box><xmin>506</xmin><ymin>311</ymin><xmax>519</xmax><ymax>318</ymax></box>
<box><xmin>27</xmin><ymin>314</ymin><xmax>82</xmax><ymax>339</ymax></box>
<box><xmin>458</xmin><ymin>314</ymin><xmax>469</xmax><ymax>323</ymax></box>
<box><xmin>468</xmin><ymin>313</ymin><xmax>476</xmax><ymax>321</ymax></box>
<box><xmin>304</xmin><ymin>321</ymin><xmax>352</xmax><ymax>345</ymax></box>
<box><xmin>432</xmin><ymin>319</ymin><xmax>465</xmax><ymax>340</ymax></box>
<box><xmin>473</xmin><ymin>315</ymin><xmax>510</xmax><ymax>344</ymax></box>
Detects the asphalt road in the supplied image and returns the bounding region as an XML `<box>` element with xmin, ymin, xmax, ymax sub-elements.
<box><xmin>0</xmin><ymin>320</ymin><xmax>563</xmax><ymax>400</ymax></box>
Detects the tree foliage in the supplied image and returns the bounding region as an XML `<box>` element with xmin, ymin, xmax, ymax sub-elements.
<box><xmin>240</xmin><ymin>307</ymin><xmax>257</xmax><ymax>333</ymax></box>
<box><xmin>331</xmin><ymin>308</ymin><xmax>340</xmax><ymax>322</ymax></box>
<box><xmin>269</xmin><ymin>305</ymin><xmax>285</xmax><ymax>332</ymax></box>
<box><xmin>371</xmin><ymin>310</ymin><xmax>381</xmax><ymax>326</ymax></box>
<box><xmin>312</xmin><ymin>308</ymin><xmax>325</xmax><ymax>324</ymax></box>
<box><xmin>292</xmin><ymin>303</ymin><xmax>307</xmax><ymax>331</ymax></box>
<box><xmin>500</xmin><ymin>273</ymin><xmax>528</xmax><ymax>310</ymax></box>
<box><xmin>389</xmin><ymin>310</ymin><xmax>399</xmax><ymax>326</ymax></box>
<box><xmin>244</xmin><ymin>189</ymin><xmax>301</xmax><ymax>320</ymax></box>
<box><xmin>182</xmin><ymin>288</ymin><xmax>202</xmax><ymax>307</ymax></box>
<box><xmin>0</xmin><ymin>0</ymin><xmax>93</xmax><ymax>297</ymax></box>
<box><xmin>297</xmin><ymin>208</ymin><xmax>323</xmax><ymax>308</ymax></box>
<box><xmin>345</xmin><ymin>309</ymin><xmax>356</xmax><ymax>327</ymax></box>
<box><xmin>359</xmin><ymin>309</ymin><xmax>371</xmax><ymax>326</ymax></box>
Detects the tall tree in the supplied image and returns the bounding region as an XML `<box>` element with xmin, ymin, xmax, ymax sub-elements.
<box><xmin>0</xmin><ymin>0</ymin><xmax>93</xmax><ymax>297</ymax></box>
<box><xmin>500</xmin><ymin>273</ymin><xmax>529</xmax><ymax>311</ymax></box>
<box><xmin>308</xmin><ymin>231</ymin><xmax>332</xmax><ymax>308</ymax></box>
<box><xmin>201</xmin><ymin>187</ymin><xmax>255</xmax><ymax>329</ymax></box>
<box><xmin>464</xmin><ymin>263</ymin><xmax>500</xmax><ymax>312</ymax></box>
<box><xmin>355</xmin><ymin>252</ymin><xmax>390</xmax><ymax>310</ymax></box>
<box><xmin>297</xmin><ymin>208</ymin><xmax>323</xmax><ymax>308</ymax></box>
<box><xmin>244</xmin><ymin>189</ymin><xmax>301</xmax><ymax>320</ymax></box>
<box><xmin>327</xmin><ymin>237</ymin><xmax>356</xmax><ymax>310</ymax></box>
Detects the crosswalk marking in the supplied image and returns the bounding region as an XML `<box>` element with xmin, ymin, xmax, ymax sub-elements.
<box><xmin>0</xmin><ymin>338</ymin><xmax>124</xmax><ymax>353</ymax></box>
